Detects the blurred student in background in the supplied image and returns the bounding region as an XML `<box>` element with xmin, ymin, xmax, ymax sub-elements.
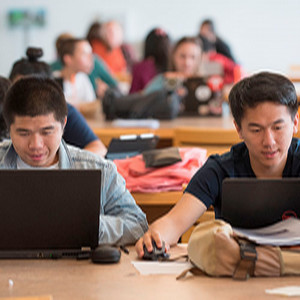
<box><xmin>144</xmin><ymin>36</ymin><xmax>203</xmax><ymax>94</ymax></box>
<box><xmin>199</xmin><ymin>35</ymin><xmax>237</xmax><ymax>84</ymax></box>
<box><xmin>90</xmin><ymin>20</ymin><xmax>135</xmax><ymax>79</ymax></box>
<box><xmin>85</xmin><ymin>24</ymin><xmax>119</xmax><ymax>90</ymax></box>
<box><xmin>51</xmin><ymin>31</ymin><xmax>118</xmax><ymax>97</ymax></box>
<box><xmin>100</xmin><ymin>36</ymin><xmax>204</xmax><ymax>120</ymax></box>
<box><xmin>54</xmin><ymin>37</ymin><xmax>98</xmax><ymax>116</ymax></box>
<box><xmin>199</xmin><ymin>19</ymin><xmax>235</xmax><ymax>62</ymax></box>
<box><xmin>129</xmin><ymin>27</ymin><xmax>171</xmax><ymax>94</ymax></box>
<box><xmin>9</xmin><ymin>47</ymin><xmax>107</xmax><ymax>157</ymax></box>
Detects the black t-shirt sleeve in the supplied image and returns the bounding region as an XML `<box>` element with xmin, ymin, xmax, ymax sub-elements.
<box><xmin>63</xmin><ymin>104</ymin><xmax>98</xmax><ymax>149</ymax></box>
<box><xmin>185</xmin><ymin>156</ymin><xmax>226</xmax><ymax>216</ymax></box>
<box><xmin>185</xmin><ymin>142</ymin><xmax>252</xmax><ymax>217</ymax></box>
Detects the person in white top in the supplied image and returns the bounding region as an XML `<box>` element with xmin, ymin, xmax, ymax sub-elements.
<box><xmin>55</xmin><ymin>38</ymin><xmax>97</xmax><ymax>115</ymax></box>
<box><xmin>63</xmin><ymin>72</ymin><xmax>95</xmax><ymax>105</ymax></box>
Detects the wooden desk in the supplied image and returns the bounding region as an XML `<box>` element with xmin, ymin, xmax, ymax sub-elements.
<box><xmin>0</xmin><ymin>245</ymin><xmax>298</xmax><ymax>300</ymax></box>
<box><xmin>86</xmin><ymin>108</ymin><xmax>235</xmax><ymax>148</ymax></box>
<box><xmin>174</xmin><ymin>126</ymin><xmax>241</xmax><ymax>156</ymax></box>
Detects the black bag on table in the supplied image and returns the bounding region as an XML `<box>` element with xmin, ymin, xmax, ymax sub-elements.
<box><xmin>102</xmin><ymin>88</ymin><xmax>181</xmax><ymax>120</ymax></box>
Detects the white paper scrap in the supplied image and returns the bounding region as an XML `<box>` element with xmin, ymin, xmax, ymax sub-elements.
<box><xmin>131</xmin><ymin>260</ymin><xmax>193</xmax><ymax>275</ymax></box>
<box><xmin>265</xmin><ymin>286</ymin><xmax>300</xmax><ymax>296</ymax></box>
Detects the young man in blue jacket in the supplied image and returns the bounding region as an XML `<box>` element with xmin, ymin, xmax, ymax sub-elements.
<box><xmin>0</xmin><ymin>76</ymin><xmax>148</xmax><ymax>246</ymax></box>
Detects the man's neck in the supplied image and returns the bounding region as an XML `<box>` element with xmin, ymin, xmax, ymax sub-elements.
<box><xmin>17</xmin><ymin>156</ymin><xmax>59</xmax><ymax>170</ymax></box>
<box><xmin>61</xmin><ymin>68</ymin><xmax>77</xmax><ymax>81</ymax></box>
<box><xmin>250</xmin><ymin>156</ymin><xmax>287</xmax><ymax>178</ymax></box>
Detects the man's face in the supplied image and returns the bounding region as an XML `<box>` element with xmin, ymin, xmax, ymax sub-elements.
<box><xmin>10</xmin><ymin>113</ymin><xmax>66</xmax><ymax>167</ymax></box>
<box><xmin>235</xmin><ymin>102</ymin><xmax>299</xmax><ymax>177</ymax></box>
<box><xmin>70</xmin><ymin>41</ymin><xmax>93</xmax><ymax>74</ymax></box>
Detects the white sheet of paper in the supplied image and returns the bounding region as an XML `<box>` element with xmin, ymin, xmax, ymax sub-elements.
<box><xmin>112</xmin><ymin>119</ymin><xmax>160</xmax><ymax>129</ymax></box>
<box><xmin>265</xmin><ymin>286</ymin><xmax>300</xmax><ymax>296</ymax></box>
<box><xmin>131</xmin><ymin>260</ymin><xmax>193</xmax><ymax>275</ymax></box>
<box><xmin>233</xmin><ymin>218</ymin><xmax>300</xmax><ymax>246</ymax></box>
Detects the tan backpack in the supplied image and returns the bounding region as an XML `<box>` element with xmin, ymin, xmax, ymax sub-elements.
<box><xmin>179</xmin><ymin>220</ymin><xmax>300</xmax><ymax>280</ymax></box>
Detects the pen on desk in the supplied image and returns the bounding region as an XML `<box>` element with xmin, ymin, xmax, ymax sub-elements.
<box><xmin>120</xmin><ymin>245</ymin><xmax>129</xmax><ymax>254</ymax></box>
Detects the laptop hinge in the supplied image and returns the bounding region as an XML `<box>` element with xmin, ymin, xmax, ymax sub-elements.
<box><xmin>81</xmin><ymin>246</ymin><xmax>92</xmax><ymax>251</ymax></box>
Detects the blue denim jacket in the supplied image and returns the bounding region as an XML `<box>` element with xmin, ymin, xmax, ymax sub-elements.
<box><xmin>0</xmin><ymin>140</ymin><xmax>148</xmax><ymax>245</ymax></box>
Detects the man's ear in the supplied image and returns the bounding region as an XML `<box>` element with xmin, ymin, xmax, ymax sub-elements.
<box><xmin>293</xmin><ymin>112</ymin><xmax>299</xmax><ymax>134</ymax></box>
<box><xmin>62</xmin><ymin>116</ymin><xmax>67</xmax><ymax>130</ymax></box>
<box><xmin>234</xmin><ymin>120</ymin><xmax>243</xmax><ymax>140</ymax></box>
<box><xmin>63</xmin><ymin>54</ymin><xmax>72</xmax><ymax>66</ymax></box>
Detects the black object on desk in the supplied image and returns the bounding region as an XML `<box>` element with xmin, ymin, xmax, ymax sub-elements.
<box><xmin>91</xmin><ymin>245</ymin><xmax>121</xmax><ymax>264</ymax></box>
<box><xmin>105</xmin><ymin>134</ymin><xmax>159</xmax><ymax>160</ymax></box>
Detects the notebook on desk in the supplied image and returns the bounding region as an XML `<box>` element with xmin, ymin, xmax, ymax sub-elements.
<box><xmin>0</xmin><ymin>169</ymin><xmax>101</xmax><ymax>259</ymax></box>
<box><xmin>221</xmin><ymin>178</ymin><xmax>300</xmax><ymax>229</ymax></box>
<box><xmin>105</xmin><ymin>134</ymin><xmax>159</xmax><ymax>160</ymax></box>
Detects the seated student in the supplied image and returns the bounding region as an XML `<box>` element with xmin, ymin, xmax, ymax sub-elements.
<box><xmin>9</xmin><ymin>47</ymin><xmax>107</xmax><ymax>157</ymax></box>
<box><xmin>136</xmin><ymin>71</ymin><xmax>300</xmax><ymax>256</ymax></box>
<box><xmin>199</xmin><ymin>35</ymin><xmax>237</xmax><ymax>84</ymax></box>
<box><xmin>90</xmin><ymin>20</ymin><xmax>128</xmax><ymax>76</ymax></box>
<box><xmin>51</xmin><ymin>31</ymin><xmax>118</xmax><ymax>96</ymax></box>
<box><xmin>100</xmin><ymin>36</ymin><xmax>205</xmax><ymax>120</ymax></box>
<box><xmin>199</xmin><ymin>19</ymin><xmax>236</xmax><ymax>63</ymax></box>
<box><xmin>0</xmin><ymin>76</ymin><xmax>148</xmax><ymax>245</ymax></box>
<box><xmin>143</xmin><ymin>36</ymin><xmax>203</xmax><ymax>95</ymax></box>
<box><xmin>104</xmin><ymin>36</ymin><xmax>202</xmax><ymax>98</ymax></box>
<box><xmin>54</xmin><ymin>37</ymin><xmax>97</xmax><ymax>109</ymax></box>
<box><xmin>129</xmin><ymin>27</ymin><xmax>171</xmax><ymax>94</ymax></box>
<box><xmin>0</xmin><ymin>76</ymin><xmax>11</xmax><ymax>141</ymax></box>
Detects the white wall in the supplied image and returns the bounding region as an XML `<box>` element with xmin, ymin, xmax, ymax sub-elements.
<box><xmin>1</xmin><ymin>0</ymin><xmax>300</xmax><ymax>77</ymax></box>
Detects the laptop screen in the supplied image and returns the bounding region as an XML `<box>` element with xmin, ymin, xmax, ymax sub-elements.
<box><xmin>221</xmin><ymin>178</ymin><xmax>300</xmax><ymax>229</ymax></box>
<box><xmin>0</xmin><ymin>170</ymin><xmax>101</xmax><ymax>258</ymax></box>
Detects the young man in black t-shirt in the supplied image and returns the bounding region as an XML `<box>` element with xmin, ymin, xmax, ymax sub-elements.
<box><xmin>136</xmin><ymin>71</ymin><xmax>300</xmax><ymax>256</ymax></box>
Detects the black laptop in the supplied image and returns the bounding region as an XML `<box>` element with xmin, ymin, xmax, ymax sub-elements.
<box><xmin>221</xmin><ymin>178</ymin><xmax>300</xmax><ymax>229</ymax></box>
<box><xmin>0</xmin><ymin>169</ymin><xmax>101</xmax><ymax>259</ymax></box>
<box><xmin>182</xmin><ymin>76</ymin><xmax>223</xmax><ymax>116</ymax></box>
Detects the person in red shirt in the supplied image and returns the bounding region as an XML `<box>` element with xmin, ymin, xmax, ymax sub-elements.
<box><xmin>200</xmin><ymin>35</ymin><xmax>238</xmax><ymax>84</ymax></box>
<box><xmin>90</xmin><ymin>20</ymin><xmax>130</xmax><ymax>78</ymax></box>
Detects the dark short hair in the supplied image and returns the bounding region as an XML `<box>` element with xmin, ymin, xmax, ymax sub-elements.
<box><xmin>3</xmin><ymin>76</ymin><xmax>68</xmax><ymax>128</ymax></box>
<box><xmin>58</xmin><ymin>38</ymin><xmax>86</xmax><ymax>65</ymax></box>
<box><xmin>9</xmin><ymin>47</ymin><xmax>51</xmax><ymax>82</ymax></box>
<box><xmin>229</xmin><ymin>72</ymin><xmax>298</xmax><ymax>128</ymax></box>
<box><xmin>200</xmin><ymin>19</ymin><xmax>215</xmax><ymax>33</ymax></box>
<box><xmin>86</xmin><ymin>22</ymin><xmax>102</xmax><ymax>45</ymax></box>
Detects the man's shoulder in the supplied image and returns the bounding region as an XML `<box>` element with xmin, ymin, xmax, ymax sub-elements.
<box><xmin>290</xmin><ymin>138</ymin><xmax>300</xmax><ymax>153</ymax></box>
<box><xmin>0</xmin><ymin>140</ymin><xmax>13</xmax><ymax>166</ymax></box>
<box><xmin>66</xmin><ymin>144</ymin><xmax>111</xmax><ymax>169</ymax></box>
<box><xmin>205</xmin><ymin>142</ymin><xmax>248</xmax><ymax>175</ymax></box>
<box><xmin>0</xmin><ymin>140</ymin><xmax>11</xmax><ymax>154</ymax></box>
<box><xmin>289</xmin><ymin>138</ymin><xmax>300</xmax><ymax>163</ymax></box>
<box><xmin>210</xmin><ymin>142</ymin><xmax>247</xmax><ymax>162</ymax></box>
